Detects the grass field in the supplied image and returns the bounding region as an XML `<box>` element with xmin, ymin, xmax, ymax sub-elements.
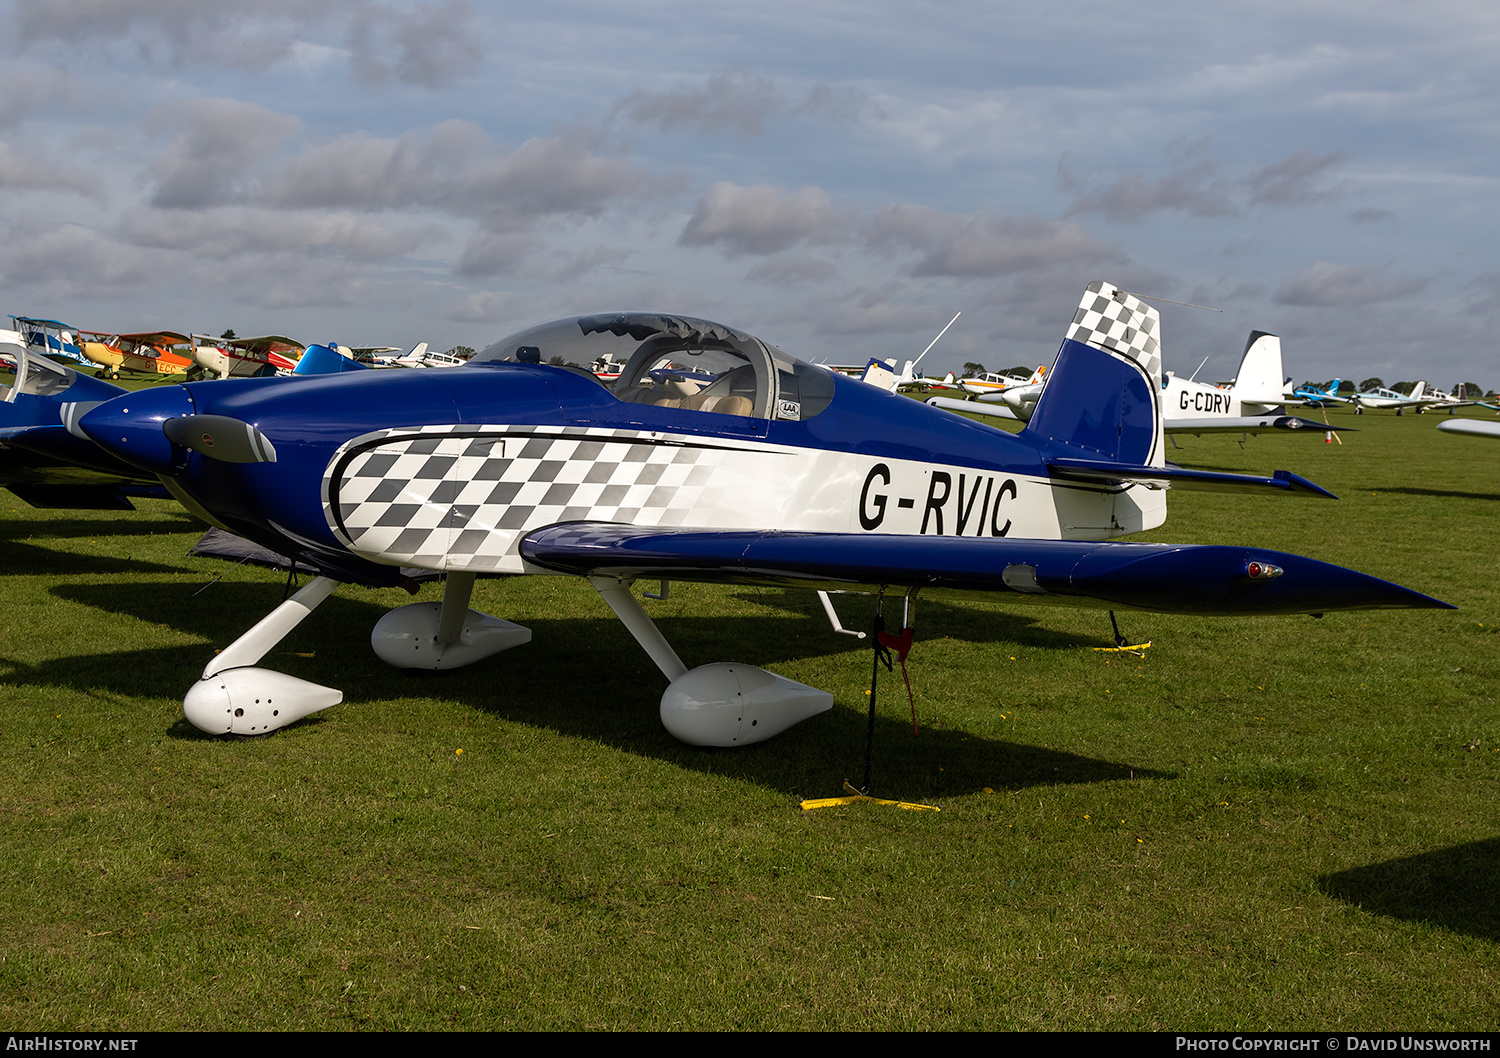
<box><xmin>1</xmin><ymin>399</ymin><xmax>1496</xmax><ymax>1030</ymax></box>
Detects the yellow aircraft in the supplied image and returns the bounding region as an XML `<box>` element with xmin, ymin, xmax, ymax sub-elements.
<box><xmin>80</xmin><ymin>330</ymin><xmax>195</xmax><ymax>379</ymax></box>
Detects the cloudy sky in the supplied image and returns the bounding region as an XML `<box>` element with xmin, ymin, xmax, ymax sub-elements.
<box><xmin>2</xmin><ymin>0</ymin><xmax>1496</xmax><ymax>387</ymax></box>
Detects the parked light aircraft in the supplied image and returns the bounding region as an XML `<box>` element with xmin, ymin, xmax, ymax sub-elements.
<box><xmin>392</xmin><ymin>343</ymin><xmax>470</xmax><ymax>369</ymax></box>
<box><xmin>928</xmin><ymin>330</ymin><xmax>1343</xmax><ymax>437</ymax></box>
<box><xmin>843</xmin><ymin>312</ymin><xmax>962</xmax><ymax>394</ymax></box>
<box><xmin>0</xmin><ymin>341</ymin><xmax>168</xmax><ymax>508</ymax></box>
<box><xmin>334</xmin><ymin>344</ymin><xmax>404</xmax><ymax>367</ymax></box>
<box><xmin>80</xmin><ymin>330</ymin><xmax>194</xmax><ymax>379</ymax></box>
<box><xmin>0</xmin><ymin>339</ymin><xmax>353</xmax><ymax>507</ymax></box>
<box><xmin>957</xmin><ymin>365</ymin><xmax>1045</xmax><ymax>398</ymax></box>
<box><xmin>190</xmin><ymin>334</ymin><xmax>305</xmax><ymax>379</ymax></box>
<box><xmin>1291</xmin><ymin>380</ymin><xmax>1349</xmax><ymax>408</ymax></box>
<box><xmin>1408</xmin><ymin>385</ymin><xmax>1479</xmax><ymax>415</ymax></box>
<box><xmin>12</xmin><ymin>318</ymin><xmax>89</xmax><ymax>367</ymax></box>
<box><xmin>1349</xmin><ymin>381</ymin><xmax>1436</xmax><ymax>415</ymax></box>
<box><xmin>62</xmin><ymin>282</ymin><xmax>1444</xmax><ymax>745</ymax></box>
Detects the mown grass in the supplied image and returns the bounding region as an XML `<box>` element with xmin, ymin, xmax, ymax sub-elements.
<box><xmin>0</xmin><ymin>403</ymin><xmax>1497</xmax><ymax>1030</ymax></box>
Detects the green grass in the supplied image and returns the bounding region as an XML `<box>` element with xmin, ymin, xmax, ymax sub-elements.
<box><xmin>1</xmin><ymin>404</ymin><xmax>1498</xmax><ymax>1029</ymax></box>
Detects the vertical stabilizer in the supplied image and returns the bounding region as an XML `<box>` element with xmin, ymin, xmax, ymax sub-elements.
<box><xmin>1232</xmin><ymin>331</ymin><xmax>1286</xmax><ymax>406</ymax></box>
<box><xmin>1025</xmin><ymin>281</ymin><xmax>1165</xmax><ymax>468</ymax></box>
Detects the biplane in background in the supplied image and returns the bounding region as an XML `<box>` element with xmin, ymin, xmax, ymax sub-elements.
<box><xmin>189</xmin><ymin>333</ymin><xmax>305</xmax><ymax>379</ymax></box>
<box><xmin>10</xmin><ymin>317</ymin><xmax>89</xmax><ymax>367</ymax></box>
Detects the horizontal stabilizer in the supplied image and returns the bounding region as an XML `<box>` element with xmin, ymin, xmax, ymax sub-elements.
<box><xmin>521</xmin><ymin>524</ymin><xmax>1447</xmax><ymax>615</ymax></box>
<box><xmin>1044</xmin><ymin>458</ymin><xmax>1337</xmax><ymax>498</ymax></box>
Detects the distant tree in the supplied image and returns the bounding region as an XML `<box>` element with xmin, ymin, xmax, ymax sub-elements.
<box><xmin>547</xmin><ymin>354</ymin><xmax>583</xmax><ymax>368</ymax></box>
<box><xmin>1336</xmin><ymin>380</ymin><xmax>1356</xmax><ymax>394</ymax></box>
<box><xmin>447</xmin><ymin>345</ymin><xmax>475</xmax><ymax>359</ymax></box>
<box><xmin>1358</xmin><ymin>377</ymin><xmax>1384</xmax><ymax>393</ymax></box>
<box><xmin>1392</xmin><ymin>381</ymin><xmax>1417</xmax><ymax>396</ymax></box>
<box><xmin>1002</xmin><ymin>364</ymin><xmax>1034</xmax><ymax>377</ymax></box>
<box><xmin>962</xmin><ymin>361</ymin><xmax>987</xmax><ymax>377</ymax></box>
<box><xmin>1459</xmin><ymin>382</ymin><xmax>1483</xmax><ymax>399</ymax></box>
<box><xmin>220</xmin><ymin>328</ymin><xmax>237</xmax><ymax>340</ymax></box>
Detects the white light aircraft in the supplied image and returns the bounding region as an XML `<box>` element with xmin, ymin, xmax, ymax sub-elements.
<box><xmin>1349</xmin><ymin>381</ymin><xmax>1431</xmax><ymax>415</ymax></box>
<box><xmin>928</xmin><ymin>330</ymin><xmax>1342</xmax><ymax>437</ymax></box>
<box><xmin>855</xmin><ymin>312</ymin><xmax>963</xmax><ymax>393</ymax></box>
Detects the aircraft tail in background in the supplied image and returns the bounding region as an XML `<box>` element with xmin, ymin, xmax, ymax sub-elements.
<box><xmin>1231</xmin><ymin>331</ymin><xmax>1286</xmax><ymax>406</ymax></box>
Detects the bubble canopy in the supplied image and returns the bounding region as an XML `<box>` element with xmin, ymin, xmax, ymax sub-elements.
<box><xmin>473</xmin><ymin>312</ymin><xmax>834</xmax><ymax>421</ymax></box>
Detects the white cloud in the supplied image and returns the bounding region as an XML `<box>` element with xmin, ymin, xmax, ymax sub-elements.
<box><xmin>745</xmin><ymin>254</ymin><xmax>839</xmax><ymax>285</ymax></box>
<box><xmin>0</xmin><ymin>224</ymin><xmax>153</xmax><ymax>297</ymax></box>
<box><xmin>448</xmin><ymin>289</ymin><xmax>532</xmax><ymax>323</ymax></box>
<box><xmin>679</xmin><ymin>182</ymin><xmax>854</xmax><ymax>256</ymax></box>
<box><xmin>145</xmin><ymin>98</ymin><xmax>301</xmax><ymax>209</ymax></box>
<box><xmin>869</xmin><ymin>204</ymin><xmax>1122</xmax><ymax>278</ymax></box>
<box><xmin>345</xmin><ymin>1</ymin><xmax>482</xmax><ymax>89</ymax></box>
<box><xmin>611</xmin><ymin>67</ymin><xmax>880</xmax><ymax>137</ymax></box>
<box><xmin>1274</xmin><ymin>262</ymin><xmax>1429</xmax><ymax>306</ymax></box>
<box><xmin>118</xmin><ymin>207</ymin><xmax>432</xmax><ymax>261</ymax></box>
<box><xmin>9</xmin><ymin>0</ymin><xmax>481</xmax><ymax>85</ymax></box>
<box><xmin>1061</xmin><ymin>148</ymin><xmax>1346</xmax><ymax>223</ymax></box>
<box><xmin>0</xmin><ymin>139</ymin><xmax>103</xmax><ymax>198</ymax></box>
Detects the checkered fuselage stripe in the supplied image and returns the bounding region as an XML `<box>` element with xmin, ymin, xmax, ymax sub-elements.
<box><xmin>322</xmin><ymin>425</ymin><xmax>791</xmax><ymax>571</ymax></box>
<box><xmin>319</xmin><ymin>422</ymin><xmax>1137</xmax><ymax>573</ymax></box>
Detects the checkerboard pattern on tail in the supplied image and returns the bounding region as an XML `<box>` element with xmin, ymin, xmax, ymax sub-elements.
<box><xmin>1066</xmin><ymin>280</ymin><xmax>1162</xmax><ymax>386</ymax></box>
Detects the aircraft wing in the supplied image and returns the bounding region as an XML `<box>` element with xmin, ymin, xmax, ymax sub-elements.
<box><xmin>1165</xmin><ymin>415</ymin><xmax>1352</xmax><ymax>435</ymax></box>
<box><xmin>227</xmin><ymin>335</ymin><xmax>305</xmax><ymax>355</ymax></box>
<box><xmin>117</xmin><ymin>330</ymin><xmax>192</xmax><ymax>346</ymax></box>
<box><xmin>520</xmin><ymin>524</ymin><xmax>1446</xmax><ymax>615</ymax></box>
<box><xmin>1437</xmin><ymin>419</ymin><xmax>1500</xmax><ymax>439</ymax></box>
<box><xmin>925</xmin><ymin>395</ymin><xmax>1020</xmax><ymax>419</ymax></box>
<box><xmin>926</xmin><ymin>398</ymin><xmax>1345</xmax><ymax>437</ymax></box>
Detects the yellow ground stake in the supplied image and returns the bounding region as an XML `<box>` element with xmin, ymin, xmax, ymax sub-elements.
<box><xmin>1093</xmin><ymin>641</ymin><xmax>1152</xmax><ymax>657</ymax></box>
<box><xmin>800</xmin><ymin>781</ymin><xmax>940</xmax><ymax>812</ymax></box>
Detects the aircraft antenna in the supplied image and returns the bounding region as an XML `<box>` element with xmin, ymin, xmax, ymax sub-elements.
<box><xmin>1136</xmin><ymin>294</ymin><xmax>1223</xmax><ymax>313</ymax></box>
<box><xmin>1187</xmin><ymin>355</ymin><xmax>1210</xmax><ymax>382</ymax></box>
<box><xmin>911</xmin><ymin>312</ymin><xmax>961</xmax><ymax>369</ymax></box>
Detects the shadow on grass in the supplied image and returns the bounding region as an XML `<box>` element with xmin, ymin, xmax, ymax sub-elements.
<box><xmin>2</xmin><ymin>508</ymin><xmax>206</xmax><ymax>576</ymax></box>
<box><xmin>6</xmin><ymin>539</ymin><xmax>189</xmax><ymax>577</ymax></box>
<box><xmin>0</xmin><ymin>509</ymin><xmax>202</xmax><ymax>542</ymax></box>
<box><xmin>727</xmin><ymin>588</ymin><xmax>1112</xmax><ymax>650</ymax></box>
<box><xmin>35</xmin><ymin>580</ymin><xmax>1161</xmax><ymax>798</ymax></box>
<box><xmin>1363</xmin><ymin>487</ymin><xmax>1500</xmax><ymax>503</ymax></box>
<box><xmin>1317</xmin><ymin>838</ymin><xmax>1500</xmax><ymax>941</ymax></box>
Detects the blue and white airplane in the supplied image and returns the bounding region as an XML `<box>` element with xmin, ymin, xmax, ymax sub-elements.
<box><xmin>59</xmin><ymin>282</ymin><xmax>1447</xmax><ymax>744</ymax></box>
<box><xmin>1291</xmin><ymin>379</ymin><xmax>1350</xmax><ymax>408</ymax></box>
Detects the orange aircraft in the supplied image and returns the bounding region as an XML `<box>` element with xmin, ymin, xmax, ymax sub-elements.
<box><xmin>80</xmin><ymin>330</ymin><xmax>194</xmax><ymax>379</ymax></box>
